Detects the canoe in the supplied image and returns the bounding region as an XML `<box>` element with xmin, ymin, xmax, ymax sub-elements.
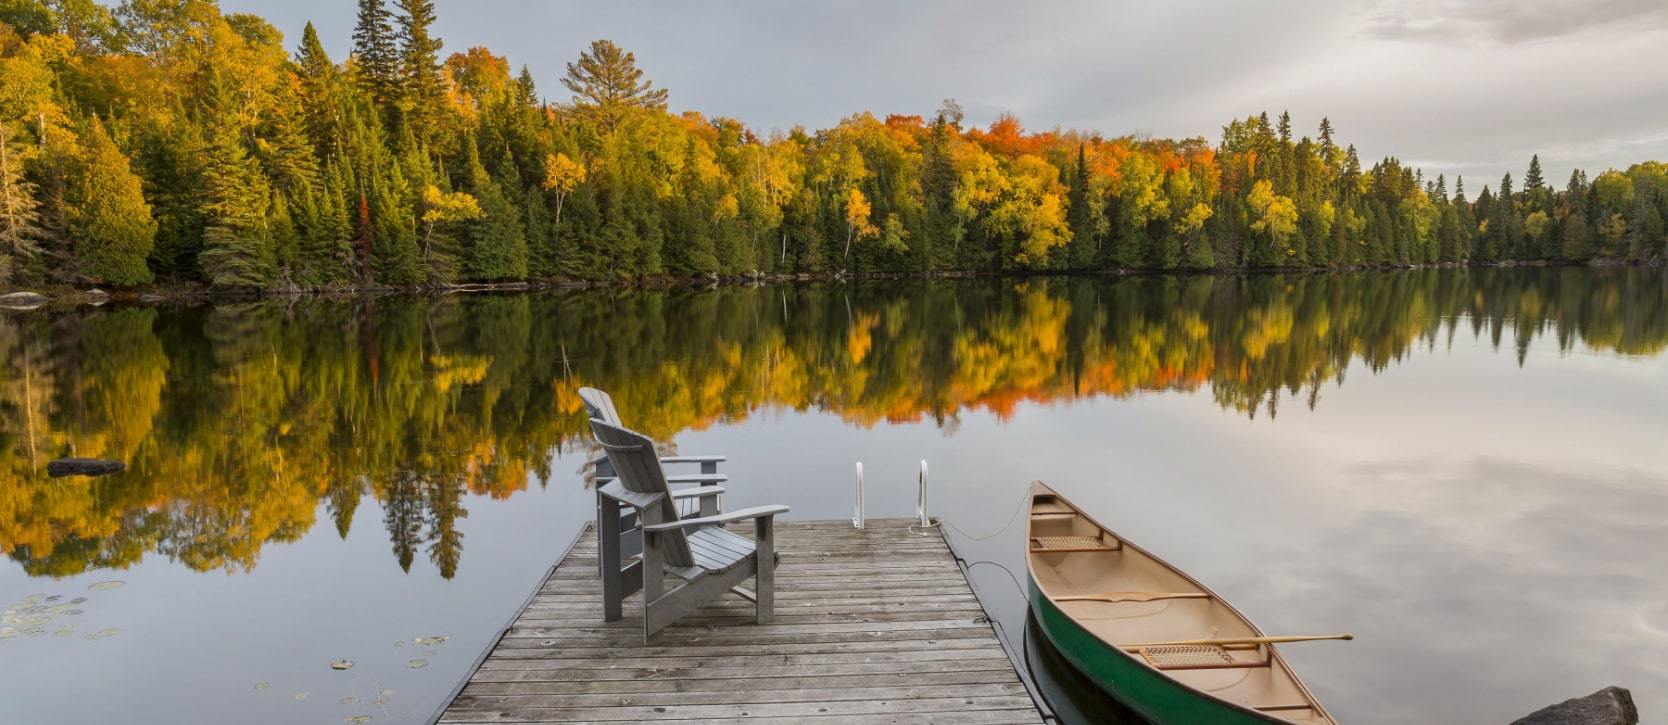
<box><xmin>1025</xmin><ymin>481</ymin><xmax>1339</xmax><ymax>724</ymax></box>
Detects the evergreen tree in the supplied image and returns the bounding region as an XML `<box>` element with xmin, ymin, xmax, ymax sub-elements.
<box><xmin>295</xmin><ymin>23</ymin><xmax>340</xmax><ymax>162</ymax></box>
<box><xmin>1524</xmin><ymin>154</ymin><xmax>1545</xmax><ymax>191</ymax></box>
<box><xmin>352</xmin><ymin>0</ymin><xmax>400</xmax><ymax>108</ymax></box>
<box><xmin>66</xmin><ymin>117</ymin><xmax>156</xmax><ymax>285</ymax></box>
<box><xmin>460</xmin><ymin>137</ymin><xmax>527</xmax><ymax>280</ymax></box>
<box><xmin>197</xmin><ymin>75</ymin><xmax>276</xmax><ymax>287</ymax></box>
<box><xmin>0</xmin><ymin>121</ymin><xmax>43</xmax><ymax>286</ymax></box>
<box><xmin>562</xmin><ymin>39</ymin><xmax>668</xmax><ymax>129</ymax></box>
<box><xmin>1065</xmin><ymin>144</ymin><xmax>1094</xmax><ymax>269</ymax></box>
<box><xmin>395</xmin><ymin>0</ymin><xmax>445</xmax><ymax>141</ymax></box>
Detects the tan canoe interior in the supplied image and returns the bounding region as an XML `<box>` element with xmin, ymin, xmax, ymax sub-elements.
<box><xmin>1028</xmin><ymin>487</ymin><xmax>1335</xmax><ymax>724</ymax></box>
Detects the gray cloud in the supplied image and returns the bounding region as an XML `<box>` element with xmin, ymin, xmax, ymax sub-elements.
<box><xmin>220</xmin><ymin>0</ymin><xmax>1668</xmax><ymax>185</ymax></box>
<box><xmin>1364</xmin><ymin>0</ymin><xmax>1668</xmax><ymax>44</ymax></box>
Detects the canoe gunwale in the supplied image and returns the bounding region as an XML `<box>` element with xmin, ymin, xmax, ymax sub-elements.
<box><xmin>1022</xmin><ymin>480</ymin><xmax>1336</xmax><ymax>724</ymax></box>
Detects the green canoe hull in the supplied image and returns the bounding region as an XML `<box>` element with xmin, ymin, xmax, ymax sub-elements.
<box><xmin>1029</xmin><ymin>574</ymin><xmax>1278</xmax><ymax>724</ymax></box>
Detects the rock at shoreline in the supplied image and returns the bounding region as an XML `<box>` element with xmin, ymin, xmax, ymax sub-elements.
<box><xmin>0</xmin><ymin>291</ymin><xmax>48</xmax><ymax>310</ymax></box>
<box><xmin>46</xmin><ymin>458</ymin><xmax>127</xmax><ymax>478</ymax></box>
<box><xmin>1512</xmin><ymin>687</ymin><xmax>1638</xmax><ymax>725</ymax></box>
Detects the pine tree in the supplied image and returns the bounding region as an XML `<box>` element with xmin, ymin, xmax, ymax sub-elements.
<box><xmin>395</xmin><ymin>0</ymin><xmax>444</xmax><ymax>141</ymax></box>
<box><xmin>1524</xmin><ymin>154</ymin><xmax>1545</xmax><ymax>191</ymax></box>
<box><xmin>295</xmin><ymin>23</ymin><xmax>340</xmax><ymax>162</ymax></box>
<box><xmin>0</xmin><ymin>121</ymin><xmax>44</xmax><ymax>286</ymax></box>
<box><xmin>352</xmin><ymin>0</ymin><xmax>400</xmax><ymax>108</ymax></box>
<box><xmin>461</xmin><ymin>137</ymin><xmax>527</xmax><ymax>280</ymax></box>
<box><xmin>1065</xmin><ymin>144</ymin><xmax>1095</xmax><ymax>269</ymax></box>
<box><xmin>197</xmin><ymin>74</ymin><xmax>276</xmax><ymax>287</ymax></box>
<box><xmin>66</xmin><ymin>117</ymin><xmax>155</xmax><ymax>285</ymax></box>
<box><xmin>562</xmin><ymin>39</ymin><xmax>668</xmax><ymax>129</ymax></box>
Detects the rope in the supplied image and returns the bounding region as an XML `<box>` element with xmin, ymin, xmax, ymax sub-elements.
<box><xmin>932</xmin><ymin>488</ymin><xmax>1032</xmax><ymax>541</ymax></box>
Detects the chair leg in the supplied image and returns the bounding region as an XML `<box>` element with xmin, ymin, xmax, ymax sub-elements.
<box><xmin>754</xmin><ymin>516</ymin><xmax>775</xmax><ymax>625</ymax></box>
<box><xmin>597</xmin><ymin>493</ymin><xmax>623</xmax><ymax>622</ymax></box>
<box><xmin>641</xmin><ymin>530</ymin><xmax>665</xmax><ymax>643</ymax></box>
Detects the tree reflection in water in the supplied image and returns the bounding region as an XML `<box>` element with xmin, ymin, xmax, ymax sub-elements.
<box><xmin>1</xmin><ymin>267</ymin><xmax>1663</xmax><ymax>578</ymax></box>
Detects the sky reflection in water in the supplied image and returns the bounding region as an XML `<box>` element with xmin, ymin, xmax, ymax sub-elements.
<box><xmin>1</xmin><ymin>267</ymin><xmax>1665</xmax><ymax>723</ymax></box>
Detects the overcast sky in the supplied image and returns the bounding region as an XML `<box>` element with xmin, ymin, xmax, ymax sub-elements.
<box><xmin>220</xmin><ymin>0</ymin><xmax>1668</xmax><ymax>189</ymax></box>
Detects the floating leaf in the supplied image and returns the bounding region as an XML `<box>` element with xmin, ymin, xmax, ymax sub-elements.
<box><xmin>253</xmin><ymin>682</ymin><xmax>270</xmax><ymax>690</ymax></box>
<box><xmin>330</xmin><ymin>660</ymin><xmax>354</xmax><ymax>671</ymax></box>
<box><xmin>87</xmin><ymin>581</ymin><xmax>124</xmax><ymax>591</ymax></box>
<box><xmin>44</xmin><ymin>595</ymin><xmax>62</xmax><ymax>602</ymax></box>
<box><xmin>413</xmin><ymin>636</ymin><xmax>449</xmax><ymax>646</ymax></box>
<box><xmin>83</xmin><ymin>628</ymin><xmax>119</xmax><ymax>640</ymax></box>
<box><xmin>13</xmin><ymin>616</ymin><xmax>49</xmax><ymax>627</ymax></box>
<box><xmin>404</xmin><ymin>659</ymin><xmax>428</xmax><ymax>669</ymax></box>
<box><xmin>339</xmin><ymin>697</ymin><xmax>361</xmax><ymax>705</ymax></box>
<box><xmin>293</xmin><ymin>692</ymin><xmax>309</xmax><ymax>700</ymax></box>
<box><xmin>421</xmin><ymin>650</ymin><xmax>438</xmax><ymax>657</ymax></box>
<box><xmin>63</xmin><ymin>610</ymin><xmax>83</xmax><ymax>616</ymax></box>
<box><xmin>371</xmin><ymin>697</ymin><xmax>389</xmax><ymax>706</ymax></box>
<box><xmin>53</xmin><ymin>626</ymin><xmax>76</xmax><ymax>638</ymax></box>
<box><xmin>346</xmin><ymin>716</ymin><xmax>372</xmax><ymax>723</ymax></box>
<box><xmin>69</xmin><ymin>597</ymin><xmax>86</xmax><ymax>605</ymax></box>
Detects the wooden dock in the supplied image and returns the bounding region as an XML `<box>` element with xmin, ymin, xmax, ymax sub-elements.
<box><xmin>437</xmin><ymin>518</ymin><xmax>1044</xmax><ymax>724</ymax></box>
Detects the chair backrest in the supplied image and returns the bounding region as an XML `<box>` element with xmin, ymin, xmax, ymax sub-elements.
<box><xmin>588</xmin><ymin>418</ymin><xmax>694</xmax><ymax>568</ymax></box>
<box><xmin>578</xmin><ymin>387</ymin><xmax>623</xmax><ymax>427</ymax></box>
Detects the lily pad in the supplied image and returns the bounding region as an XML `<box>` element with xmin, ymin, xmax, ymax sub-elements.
<box><xmin>339</xmin><ymin>696</ymin><xmax>361</xmax><ymax>705</ymax></box>
<box><xmin>83</xmin><ymin>627</ymin><xmax>120</xmax><ymax>640</ymax></box>
<box><xmin>346</xmin><ymin>716</ymin><xmax>372</xmax><ymax>723</ymax></box>
<box><xmin>421</xmin><ymin>650</ymin><xmax>438</xmax><ymax>657</ymax></box>
<box><xmin>414</xmin><ymin>635</ymin><xmax>449</xmax><ymax>646</ymax></box>
<box><xmin>53</xmin><ymin>626</ymin><xmax>76</xmax><ymax>637</ymax></box>
<box><xmin>292</xmin><ymin>692</ymin><xmax>309</xmax><ymax>700</ymax></box>
<box><xmin>330</xmin><ymin>659</ymin><xmax>354</xmax><ymax>671</ymax></box>
<box><xmin>87</xmin><ymin>581</ymin><xmax>124</xmax><ymax>591</ymax></box>
<box><xmin>253</xmin><ymin>682</ymin><xmax>270</xmax><ymax>690</ymax></box>
<box><xmin>404</xmin><ymin>659</ymin><xmax>428</xmax><ymax>669</ymax></box>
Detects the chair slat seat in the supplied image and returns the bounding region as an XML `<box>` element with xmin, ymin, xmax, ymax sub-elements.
<box><xmin>686</xmin><ymin>528</ymin><xmax>755</xmax><ymax>572</ymax></box>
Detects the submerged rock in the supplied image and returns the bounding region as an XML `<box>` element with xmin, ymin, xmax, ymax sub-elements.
<box><xmin>46</xmin><ymin>458</ymin><xmax>126</xmax><ymax>478</ymax></box>
<box><xmin>1512</xmin><ymin>687</ymin><xmax>1638</xmax><ymax>725</ymax></box>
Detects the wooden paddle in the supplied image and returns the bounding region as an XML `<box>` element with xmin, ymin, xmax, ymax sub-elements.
<box><xmin>1057</xmin><ymin>592</ymin><xmax>1210</xmax><ymax>603</ymax></box>
<box><xmin>1122</xmin><ymin>634</ymin><xmax>1354</xmax><ymax>649</ymax></box>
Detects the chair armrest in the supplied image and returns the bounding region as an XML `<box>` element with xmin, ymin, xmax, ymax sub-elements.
<box><xmin>659</xmin><ymin>455</ymin><xmax>726</xmax><ymax>464</ymax></box>
<box><xmin>597</xmin><ymin>473</ymin><xmax>726</xmax><ymax>485</ymax></box>
<box><xmin>643</xmin><ymin>505</ymin><xmax>789</xmax><ymax>532</ymax></box>
<box><xmin>669</xmin><ymin>485</ymin><xmax>726</xmax><ymax>499</ymax></box>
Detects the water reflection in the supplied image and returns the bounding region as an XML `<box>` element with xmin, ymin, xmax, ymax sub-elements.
<box><xmin>1</xmin><ymin>267</ymin><xmax>1666</xmax><ymax>579</ymax></box>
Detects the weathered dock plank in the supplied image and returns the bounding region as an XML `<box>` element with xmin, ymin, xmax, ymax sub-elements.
<box><xmin>437</xmin><ymin>519</ymin><xmax>1042</xmax><ymax>724</ymax></box>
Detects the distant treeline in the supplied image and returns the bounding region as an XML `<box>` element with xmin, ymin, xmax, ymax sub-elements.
<box><xmin>1</xmin><ymin>0</ymin><xmax>1666</xmax><ymax>291</ymax></box>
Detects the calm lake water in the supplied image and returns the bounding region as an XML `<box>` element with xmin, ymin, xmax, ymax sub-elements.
<box><xmin>2</xmin><ymin>268</ymin><xmax>1666</xmax><ymax>724</ymax></box>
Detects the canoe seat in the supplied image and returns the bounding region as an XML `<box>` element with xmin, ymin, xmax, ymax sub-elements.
<box><xmin>1030</xmin><ymin>535</ymin><xmax>1119</xmax><ymax>552</ymax></box>
<box><xmin>1140</xmin><ymin>645</ymin><xmax>1233</xmax><ymax>667</ymax></box>
<box><xmin>1137</xmin><ymin>644</ymin><xmax>1270</xmax><ymax>671</ymax></box>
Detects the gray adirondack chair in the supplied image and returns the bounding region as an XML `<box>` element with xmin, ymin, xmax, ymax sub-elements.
<box><xmin>579</xmin><ymin>387</ymin><xmax>727</xmax><ymax>518</ymax></box>
<box><xmin>589</xmin><ymin>418</ymin><xmax>788</xmax><ymax>641</ymax></box>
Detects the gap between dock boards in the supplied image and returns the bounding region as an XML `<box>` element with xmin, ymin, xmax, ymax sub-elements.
<box><xmin>434</xmin><ymin>518</ymin><xmax>1046</xmax><ymax>724</ymax></box>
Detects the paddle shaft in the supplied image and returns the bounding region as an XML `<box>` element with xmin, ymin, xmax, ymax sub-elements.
<box><xmin>1057</xmin><ymin>592</ymin><xmax>1210</xmax><ymax>603</ymax></box>
<box><xmin>1122</xmin><ymin>634</ymin><xmax>1354</xmax><ymax>649</ymax></box>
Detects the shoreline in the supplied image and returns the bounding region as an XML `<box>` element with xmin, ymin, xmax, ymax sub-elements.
<box><xmin>0</xmin><ymin>258</ymin><xmax>1651</xmax><ymax>310</ymax></box>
